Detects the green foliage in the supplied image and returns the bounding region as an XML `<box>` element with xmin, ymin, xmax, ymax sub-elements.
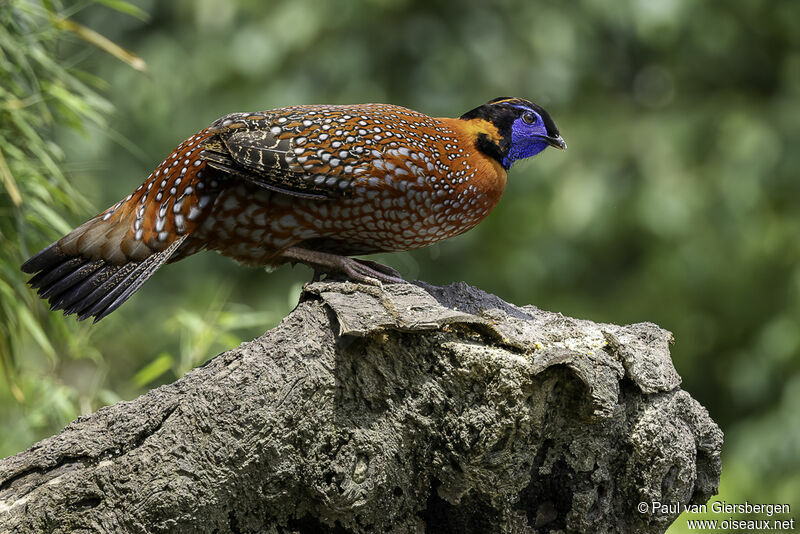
<box><xmin>2</xmin><ymin>0</ymin><xmax>798</xmax><ymax>526</ymax></box>
<box><xmin>0</xmin><ymin>0</ymin><xmax>109</xmax><ymax>453</ymax></box>
<box><xmin>0</xmin><ymin>0</ymin><xmax>289</xmax><ymax>457</ymax></box>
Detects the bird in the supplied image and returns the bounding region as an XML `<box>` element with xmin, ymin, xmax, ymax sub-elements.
<box><xmin>21</xmin><ymin>97</ymin><xmax>565</xmax><ymax>322</ymax></box>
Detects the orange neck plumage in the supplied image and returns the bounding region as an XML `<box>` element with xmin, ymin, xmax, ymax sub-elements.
<box><xmin>440</xmin><ymin>117</ymin><xmax>508</xmax><ymax>207</ymax></box>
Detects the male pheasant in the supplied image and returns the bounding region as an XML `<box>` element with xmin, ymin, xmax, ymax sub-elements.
<box><xmin>22</xmin><ymin>97</ymin><xmax>565</xmax><ymax>322</ymax></box>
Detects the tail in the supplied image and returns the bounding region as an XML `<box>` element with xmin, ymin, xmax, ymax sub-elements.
<box><xmin>21</xmin><ymin>129</ymin><xmax>219</xmax><ymax>322</ymax></box>
<box><xmin>22</xmin><ymin>217</ymin><xmax>189</xmax><ymax>322</ymax></box>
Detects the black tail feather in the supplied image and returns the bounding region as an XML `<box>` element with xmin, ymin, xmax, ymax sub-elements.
<box><xmin>21</xmin><ymin>242</ymin><xmax>65</xmax><ymax>274</ymax></box>
<box><xmin>66</xmin><ymin>262</ymin><xmax>139</xmax><ymax>317</ymax></box>
<box><xmin>85</xmin><ymin>235</ymin><xmax>189</xmax><ymax>322</ymax></box>
<box><xmin>37</xmin><ymin>259</ymin><xmax>104</xmax><ymax>301</ymax></box>
<box><xmin>81</xmin><ymin>260</ymin><xmax>160</xmax><ymax>321</ymax></box>
<box><xmin>55</xmin><ymin>263</ymin><xmax>125</xmax><ymax>314</ymax></box>
<box><xmin>28</xmin><ymin>257</ymin><xmax>88</xmax><ymax>295</ymax></box>
<box><xmin>22</xmin><ymin>235</ymin><xmax>188</xmax><ymax>322</ymax></box>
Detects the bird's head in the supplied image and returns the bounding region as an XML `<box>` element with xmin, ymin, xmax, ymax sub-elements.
<box><xmin>460</xmin><ymin>97</ymin><xmax>565</xmax><ymax>170</ymax></box>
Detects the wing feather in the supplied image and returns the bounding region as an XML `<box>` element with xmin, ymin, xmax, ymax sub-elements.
<box><xmin>197</xmin><ymin>104</ymin><xmax>453</xmax><ymax>201</ymax></box>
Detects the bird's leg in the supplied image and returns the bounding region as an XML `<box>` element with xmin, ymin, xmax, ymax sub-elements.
<box><xmin>349</xmin><ymin>259</ymin><xmax>403</xmax><ymax>280</ymax></box>
<box><xmin>280</xmin><ymin>247</ymin><xmax>407</xmax><ymax>285</ymax></box>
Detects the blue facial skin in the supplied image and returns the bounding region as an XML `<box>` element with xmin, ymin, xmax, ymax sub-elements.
<box><xmin>502</xmin><ymin>111</ymin><xmax>559</xmax><ymax>169</ymax></box>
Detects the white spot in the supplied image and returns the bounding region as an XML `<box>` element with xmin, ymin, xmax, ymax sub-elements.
<box><xmin>188</xmin><ymin>206</ymin><xmax>203</xmax><ymax>220</ymax></box>
<box><xmin>279</xmin><ymin>214</ymin><xmax>298</xmax><ymax>227</ymax></box>
<box><xmin>222</xmin><ymin>196</ymin><xmax>239</xmax><ymax>210</ymax></box>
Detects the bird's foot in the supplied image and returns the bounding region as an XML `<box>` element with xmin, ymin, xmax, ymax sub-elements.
<box><xmin>350</xmin><ymin>259</ymin><xmax>404</xmax><ymax>281</ymax></box>
<box><xmin>282</xmin><ymin>247</ymin><xmax>407</xmax><ymax>285</ymax></box>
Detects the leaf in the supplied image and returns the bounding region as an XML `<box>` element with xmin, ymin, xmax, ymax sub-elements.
<box><xmin>17</xmin><ymin>305</ymin><xmax>56</xmax><ymax>359</ymax></box>
<box><xmin>91</xmin><ymin>0</ymin><xmax>151</xmax><ymax>21</ymax></box>
<box><xmin>132</xmin><ymin>352</ymin><xmax>174</xmax><ymax>388</ymax></box>
<box><xmin>53</xmin><ymin>17</ymin><xmax>148</xmax><ymax>72</ymax></box>
<box><xmin>0</xmin><ymin>147</ymin><xmax>22</xmax><ymax>206</ymax></box>
<box><xmin>26</xmin><ymin>198</ymin><xmax>73</xmax><ymax>235</ymax></box>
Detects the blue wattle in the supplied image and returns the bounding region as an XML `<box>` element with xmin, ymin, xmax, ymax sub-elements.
<box><xmin>502</xmin><ymin>139</ymin><xmax>548</xmax><ymax>169</ymax></box>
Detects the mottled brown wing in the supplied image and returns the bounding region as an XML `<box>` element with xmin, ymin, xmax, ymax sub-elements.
<box><xmin>198</xmin><ymin>104</ymin><xmax>457</xmax><ymax>201</ymax></box>
<box><xmin>199</xmin><ymin>112</ymin><xmax>341</xmax><ymax>200</ymax></box>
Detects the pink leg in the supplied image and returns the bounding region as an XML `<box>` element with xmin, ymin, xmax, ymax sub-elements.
<box><xmin>281</xmin><ymin>247</ymin><xmax>406</xmax><ymax>285</ymax></box>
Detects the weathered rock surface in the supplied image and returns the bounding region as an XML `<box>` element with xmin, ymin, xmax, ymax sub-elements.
<box><xmin>0</xmin><ymin>281</ymin><xmax>723</xmax><ymax>533</ymax></box>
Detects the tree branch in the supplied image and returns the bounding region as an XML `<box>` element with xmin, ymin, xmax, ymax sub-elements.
<box><xmin>0</xmin><ymin>281</ymin><xmax>722</xmax><ymax>533</ymax></box>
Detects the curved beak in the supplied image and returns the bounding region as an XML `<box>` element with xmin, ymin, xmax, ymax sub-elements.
<box><xmin>546</xmin><ymin>135</ymin><xmax>567</xmax><ymax>150</ymax></box>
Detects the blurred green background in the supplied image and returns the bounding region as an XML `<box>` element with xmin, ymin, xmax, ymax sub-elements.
<box><xmin>1</xmin><ymin>0</ymin><xmax>798</xmax><ymax>530</ymax></box>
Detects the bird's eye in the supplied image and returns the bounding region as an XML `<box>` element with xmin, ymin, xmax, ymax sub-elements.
<box><xmin>522</xmin><ymin>112</ymin><xmax>536</xmax><ymax>125</ymax></box>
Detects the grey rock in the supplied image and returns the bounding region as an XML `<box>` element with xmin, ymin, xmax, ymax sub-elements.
<box><xmin>0</xmin><ymin>281</ymin><xmax>722</xmax><ymax>533</ymax></box>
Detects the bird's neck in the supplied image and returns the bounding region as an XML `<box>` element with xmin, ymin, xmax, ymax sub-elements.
<box><xmin>439</xmin><ymin>117</ymin><xmax>508</xmax><ymax>214</ymax></box>
<box><xmin>446</xmin><ymin>117</ymin><xmax>511</xmax><ymax>169</ymax></box>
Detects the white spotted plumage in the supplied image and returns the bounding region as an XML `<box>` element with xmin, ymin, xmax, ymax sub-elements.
<box><xmin>24</xmin><ymin>98</ymin><xmax>564</xmax><ymax>321</ymax></box>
